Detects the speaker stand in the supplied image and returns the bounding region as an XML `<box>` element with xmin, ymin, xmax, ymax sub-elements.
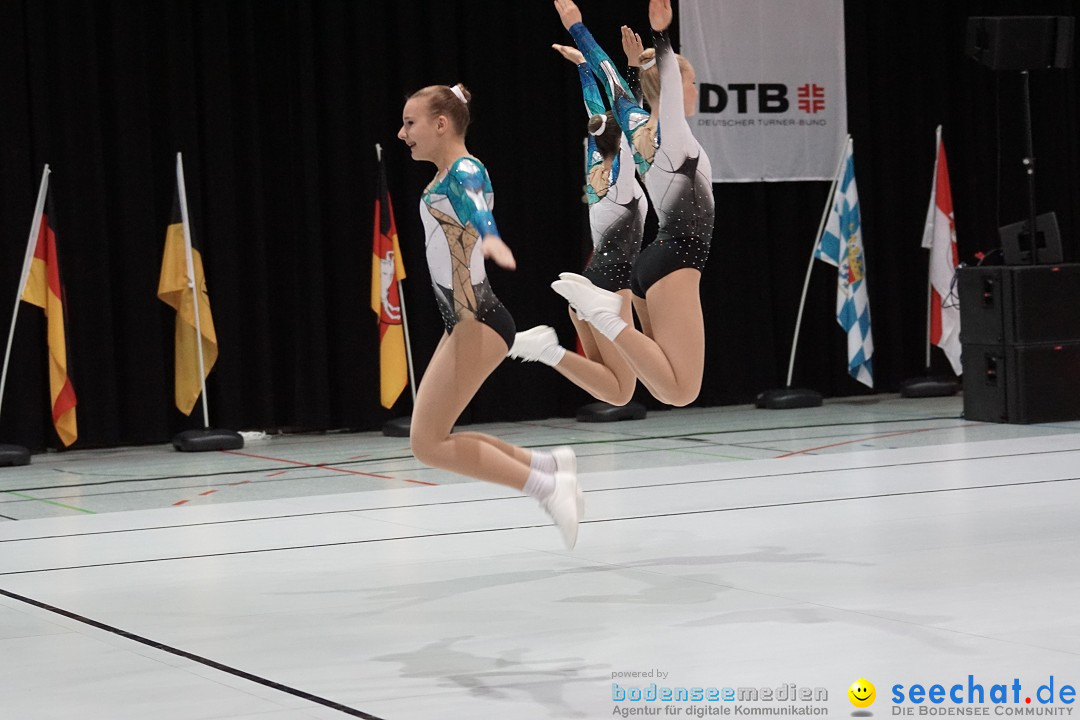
<box><xmin>1019</xmin><ymin>70</ymin><xmax>1040</xmax><ymax>265</ymax></box>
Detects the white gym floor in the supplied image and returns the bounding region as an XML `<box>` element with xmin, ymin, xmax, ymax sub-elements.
<box><xmin>2</xmin><ymin>394</ymin><xmax>1079</xmax><ymax>719</ymax></box>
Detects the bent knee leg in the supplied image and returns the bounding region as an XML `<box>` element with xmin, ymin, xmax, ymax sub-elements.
<box><xmin>607</xmin><ymin>385</ymin><xmax>636</xmax><ymax>407</ymax></box>
<box><xmin>665</xmin><ymin>382</ymin><xmax>701</xmax><ymax>408</ymax></box>
<box><xmin>410</xmin><ymin>430</ymin><xmax>446</xmax><ymax>468</ymax></box>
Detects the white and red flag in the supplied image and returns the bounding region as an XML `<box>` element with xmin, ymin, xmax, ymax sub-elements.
<box><xmin>921</xmin><ymin>126</ymin><xmax>962</xmax><ymax>375</ymax></box>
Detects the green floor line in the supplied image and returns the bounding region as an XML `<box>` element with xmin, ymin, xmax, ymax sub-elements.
<box><xmin>4</xmin><ymin>491</ymin><xmax>96</xmax><ymax>514</ymax></box>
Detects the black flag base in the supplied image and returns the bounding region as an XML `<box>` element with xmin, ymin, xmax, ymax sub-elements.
<box><xmin>755</xmin><ymin>387</ymin><xmax>824</xmax><ymax>409</ymax></box>
<box><xmin>0</xmin><ymin>444</ymin><xmax>31</xmax><ymax>467</ymax></box>
<box><xmin>383</xmin><ymin>415</ymin><xmax>411</xmax><ymax>438</ymax></box>
<box><xmin>900</xmin><ymin>375</ymin><xmax>960</xmax><ymax>398</ymax></box>
<box><xmin>576</xmin><ymin>401</ymin><xmax>647</xmax><ymax>423</ymax></box>
<box><xmin>172</xmin><ymin>428</ymin><xmax>245</xmax><ymax>452</ymax></box>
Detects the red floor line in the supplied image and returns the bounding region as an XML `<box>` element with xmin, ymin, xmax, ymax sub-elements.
<box><xmin>774</xmin><ymin>428</ymin><xmax>934</xmax><ymax>458</ymax></box>
<box><xmin>220</xmin><ymin>449</ymin><xmax>435</xmax><ymax>486</ymax></box>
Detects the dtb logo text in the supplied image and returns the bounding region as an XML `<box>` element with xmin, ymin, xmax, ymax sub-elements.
<box><xmin>699</xmin><ymin>83</ymin><xmax>827</xmax><ymax>114</ymax></box>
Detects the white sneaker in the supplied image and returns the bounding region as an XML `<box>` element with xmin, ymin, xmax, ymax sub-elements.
<box><xmin>508</xmin><ymin>326</ymin><xmax>564</xmax><ymax>366</ymax></box>
<box><xmin>559</xmin><ymin>273</ymin><xmax>596</xmax><ymax>319</ymax></box>
<box><xmin>541</xmin><ymin>469</ymin><xmax>581</xmax><ymax>549</ymax></box>
<box><xmin>549</xmin><ymin>446</ymin><xmax>583</xmax><ymax>517</ymax></box>
<box><xmin>558</xmin><ymin>271</ymin><xmax>593</xmax><ymax>285</ymax></box>
<box><xmin>551</xmin><ymin>278</ymin><xmax>623</xmax><ymax>323</ymax></box>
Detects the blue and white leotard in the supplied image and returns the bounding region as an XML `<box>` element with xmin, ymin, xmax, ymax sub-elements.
<box><xmin>576</xmin><ymin>63</ymin><xmax>648</xmax><ymax>293</ymax></box>
<box><xmin>420</xmin><ymin>156</ymin><xmax>515</xmax><ymax>348</ymax></box>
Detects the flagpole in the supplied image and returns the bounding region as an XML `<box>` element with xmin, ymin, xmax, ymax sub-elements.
<box><xmin>924</xmin><ymin>276</ymin><xmax>933</xmax><ymax>369</ymax></box>
<box><xmin>785</xmin><ymin>135</ymin><xmax>851</xmax><ymax>387</ymax></box>
<box><xmin>175</xmin><ymin>153</ymin><xmax>211</xmax><ymax>429</ymax></box>
<box><xmin>395</xmin><ymin>280</ymin><xmax>414</xmax><ymax>405</ymax></box>
<box><xmin>923</xmin><ymin>125</ymin><xmax>942</xmax><ymax>370</ymax></box>
<box><xmin>899</xmin><ymin>125</ymin><xmax>959</xmax><ymax>399</ymax></box>
<box><xmin>0</xmin><ymin>165</ymin><xmax>51</xmax><ymax>422</ymax></box>
<box><xmin>376</xmin><ymin>143</ymin><xmax>418</xmax><ymax>405</ymax></box>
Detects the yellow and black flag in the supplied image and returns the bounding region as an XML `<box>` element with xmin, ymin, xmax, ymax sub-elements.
<box><xmin>371</xmin><ymin>152</ymin><xmax>407</xmax><ymax>409</ymax></box>
<box><xmin>20</xmin><ymin>171</ymin><xmax>78</xmax><ymax>446</ymax></box>
<box><xmin>157</xmin><ymin>156</ymin><xmax>218</xmax><ymax>415</ymax></box>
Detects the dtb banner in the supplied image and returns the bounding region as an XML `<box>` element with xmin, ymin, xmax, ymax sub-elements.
<box><xmin>679</xmin><ymin>0</ymin><xmax>847</xmax><ymax>182</ymax></box>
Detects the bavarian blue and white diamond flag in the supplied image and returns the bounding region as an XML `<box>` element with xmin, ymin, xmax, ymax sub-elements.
<box><xmin>814</xmin><ymin>139</ymin><xmax>873</xmax><ymax>387</ymax></box>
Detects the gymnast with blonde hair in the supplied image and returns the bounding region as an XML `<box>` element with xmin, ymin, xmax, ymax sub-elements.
<box><xmin>397</xmin><ymin>82</ymin><xmax>582</xmax><ymax>548</ymax></box>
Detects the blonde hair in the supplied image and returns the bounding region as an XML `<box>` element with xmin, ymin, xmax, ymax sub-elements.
<box><xmin>638</xmin><ymin>49</ymin><xmax>693</xmax><ymax>111</ymax></box>
<box><xmin>587</xmin><ymin>111</ymin><xmax>621</xmax><ymax>158</ymax></box>
<box><xmin>408</xmin><ymin>83</ymin><xmax>472</xmax><ymax>135</ymax></box>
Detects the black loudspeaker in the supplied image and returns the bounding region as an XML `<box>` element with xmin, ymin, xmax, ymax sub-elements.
<box><xmin>962</xmin><ymin>343</ymin><xmax>1080</xmax><ymax>423</ymax></box>
<box><xmin>958</xmin><ymin>264</ymin><xmax>1080</xmax><ymax>345</ymax></box>
<box><xmin>958</xmin><ymin>264</ymin><xmax>1080</xmax><ymax>423</ymax></box>
<box><xmin>999</xmin><ymin>211</ymin><xmax>1063</xmax><ymax>265</ymax></box>
<box><xmin>966</xmin><ymin>16</ymin><xmax>1075</xmax><ymax>70</ymax></box>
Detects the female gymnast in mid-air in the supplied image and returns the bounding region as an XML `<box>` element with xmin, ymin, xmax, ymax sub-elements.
<box><xmin>398</xmin><ymin>83</ymin><xmax>582</xmax><ymax>548</ymax></box>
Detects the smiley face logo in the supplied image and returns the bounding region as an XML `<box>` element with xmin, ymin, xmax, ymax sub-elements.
<box><xmin>848</xmin><ymin>679</ymin><xmax>876</xmax><ymax>708</ymax></box>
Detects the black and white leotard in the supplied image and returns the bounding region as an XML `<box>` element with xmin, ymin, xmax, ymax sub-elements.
<box><xmin>569</xmin><ymin>23</ymin><xmax>715</xmax><ymax>297</ymax></box>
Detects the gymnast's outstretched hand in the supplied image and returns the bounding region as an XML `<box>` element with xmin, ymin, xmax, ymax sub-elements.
<box><xmin>552</xmin><ymin>43</ymin><xmax>585</xmax><ymax>65</ymax></box>
<box><xmin>553</xmin><ymin>0</ymin><xmax>583</xmax><ymax>31</ymax></box>
<box><xmin>621</xmin><ymin>25</ymin><xmax>644</xmax><ymax>66</ymax></box>
<box><xmin>649</xmin><ymin>0</ymin><xmax>672</xmax><ymax>32</ymax></box>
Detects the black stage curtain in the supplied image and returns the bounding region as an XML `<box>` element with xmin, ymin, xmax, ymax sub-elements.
<box><xmin>1</xmin><ymin>1</ymin><xmax>1077</xmax><ymax>451</ymax></box>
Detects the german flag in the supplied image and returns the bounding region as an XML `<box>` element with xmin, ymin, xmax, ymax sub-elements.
<box><xmin>371</xmin><ymin>155</ymin><xmax>407</xmax><ymax>409</ymax></box>
<box><xmin>157</xmin><ymin>182</ymin><xmax>218</xmax><ymax>416</ymax></box>
<box><xmin>21</xmin><ymin>189</ymin><xmax>78</xmax><ymax>446</ymax></box>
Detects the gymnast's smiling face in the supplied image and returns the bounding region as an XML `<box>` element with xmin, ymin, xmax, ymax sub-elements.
<box><xmin>398</xmin><ymin>96</ymin><xmax>449</xmax><ymax>165</ymax></box>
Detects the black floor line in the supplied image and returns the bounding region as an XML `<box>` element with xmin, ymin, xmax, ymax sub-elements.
<box><xmin>2</xmin><ymin>442</ymin><xmax>1077</xmax><ymax>544</ymax></box>
<box><xmin>2</xmin><ymin>474</ymin><xmax>1075</xmax><ymax>578</ymax></box>
<box><xmin>0</xmin><ymin>587</ymin><xmax>385</xmax><ymax>719</ymax></box>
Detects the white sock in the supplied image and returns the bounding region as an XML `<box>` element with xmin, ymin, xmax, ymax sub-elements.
<box><xmin>530</xmin><ymin>450</ymin><xmax>556</xmax><ymax>474</ymax></box>
<box><xmin>590</xmin><ymin>310</ymin><xmax>628</xmax><ymax>342</ymax></box>
<box><xmin>538</xmin><ymin>344</ymin><xmax>567</xmax><ymax>366</ymax></box>
<box><xmin>523</xmin><ymin>468</ymin><xmax>556</xmax><ymax>500</ymax></box>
